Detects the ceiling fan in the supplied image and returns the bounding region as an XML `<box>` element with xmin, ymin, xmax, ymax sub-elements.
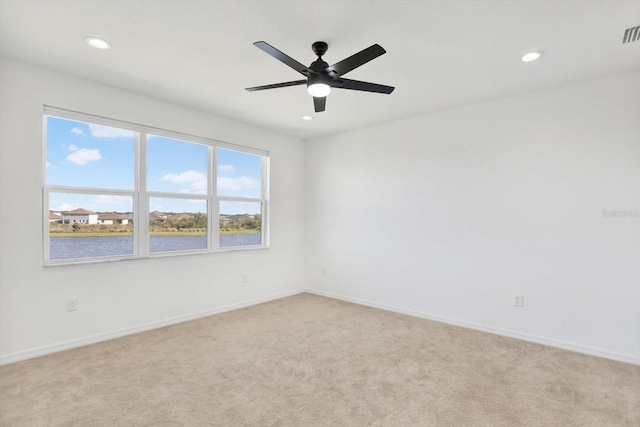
<box><xmin>245</xmin><ymin>41</ymin><xmax>394</xmax><ymax>113</ymax></box>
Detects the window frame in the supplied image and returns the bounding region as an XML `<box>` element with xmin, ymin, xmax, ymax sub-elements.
<box><xmin>43</xmin><ymin>106</ymin><xmax>269</xmax><ymax>266</ymax></box>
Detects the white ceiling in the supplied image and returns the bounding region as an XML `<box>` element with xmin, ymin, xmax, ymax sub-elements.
<box><xmin>1</xmin><ymin>0</ymin><xmax>639</xmax><ymax>140</ymax></box>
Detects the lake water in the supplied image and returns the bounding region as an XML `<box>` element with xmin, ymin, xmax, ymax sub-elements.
<box><xmin>50</xmin><ymin>234</ymin><xmax>261</xmax><ymax>260</ymax></box>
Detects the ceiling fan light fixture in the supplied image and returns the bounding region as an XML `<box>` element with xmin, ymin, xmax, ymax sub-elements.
<box><xmin>307</xmin><ymin>82</ymin><xmax>331</xmax><ymax>97</ymax></box>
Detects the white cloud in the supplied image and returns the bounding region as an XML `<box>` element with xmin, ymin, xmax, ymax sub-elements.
<box><xmin>67</xmin><ymin>148</ymin><xmax>101</xmax><ymax>165</ymax></box>
<box><xmin>162</xmin><ymin>170</ymin><xmax>207</xmax><ymax>193</ymax></box>
<box><xmin>160</xmin><ymin>171</ymin><xmax>259</xmax><ymax>195</ymax></box>
<box><xmin>218</xmin><ymin>164</ymin><xmax>234</xmax><ymax>173</ymax></box>
<box><xmin>89</xmin><ymin>124</ymin><xmax>134</xmax><ymax>138</ymax></box>
<box><xmin>190</xmin><ymin>179</ymin><xmax>207</xmax><ymax>191</ymax></box>
<box><xmin>217</xmin><ymin>176</ymin><xmax>260</xmax><ymax>191</ymax></box>
<box><xmin>46</xmin><ymin>162</ymin><xmax>51</xmax><ymax>169</ymax></box>
<box><xmin>70</xmin><ymin>127</ymin><xmax>86</xmax><ymax>136</ymax></box>
<box><xmin>162</xmin><ymin>170</ymin><xmax>206</xmax><ymax>183</ymax></box>
<box><xmin>68</xmin><ymin>144</ymin><xmax>78</xmax><ymax>151</ymax></box>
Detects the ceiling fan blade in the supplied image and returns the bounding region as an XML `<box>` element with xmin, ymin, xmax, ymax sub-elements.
<box><xmin>334</xmin><ymin>78</ymin><xmax>395</xmax><ymax>94</ymax></box>
<box><xmin>313</xmin><ymin>96</ymin><xmax>326</xmax><ymax>113</ymax></box>
<box><xmin>253</xmin><ymin>41</ymin><xmax>313</xmax><ymax>76</ymax></box>
<box><xmin>324</xmin><ymin>44</ymin><xmax>386</xmax><ymax>77</ymax></box>
<box><xmin>245</xmin><ymin>80</ymin><xmax>307</xmax><ymax>92</ymax></box>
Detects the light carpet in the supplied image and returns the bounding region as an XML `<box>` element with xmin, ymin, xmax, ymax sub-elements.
<box><xmin>1</xmin><ymin>293</ymin><xmax>638</xmax><ymax>426</ymax></box>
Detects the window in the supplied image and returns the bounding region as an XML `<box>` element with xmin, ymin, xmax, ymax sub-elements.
<box><xmin>217</xmin><ymin>148</ymin><xmax>264</xmax><ymax>248</ymax></box>
<box><xmin>44</xmin><ymin>108</ymin><xmax>269</xmax><ymax>264</ymax></box>
<box><xmin>147</xmin><ymin>135</ymin><xmax>209</xmax><ymax>254</ymax></box>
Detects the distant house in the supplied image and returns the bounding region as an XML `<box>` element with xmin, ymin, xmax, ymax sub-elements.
<box><xmin>226</xmin><ymin>214</ymin><xmax>257</xmax><ymax>221</ymax></box>
<box><xmin>62</xmin><ymin>208</ymin><xmax>98</xmax><ymax>225</ymax></box>
<box><xmin>48</xmin><ymin>210</ymin><xmax>62</xmax><ymax>223</ymax></box>
<box><xmin>149</xmin><ymin>211</ymin><xmax>167</xmax><ymax>222</ymax></box>
<box><xmin>97</xmin><ymin>212</ymin><xmax>129</xmax><ymax>225</ymax></box>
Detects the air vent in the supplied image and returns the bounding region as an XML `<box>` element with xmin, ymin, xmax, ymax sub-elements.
<box><xmin>622</xmin><ymin>25</ymin><xmax>640</xmax><ymax>44</ymax></box>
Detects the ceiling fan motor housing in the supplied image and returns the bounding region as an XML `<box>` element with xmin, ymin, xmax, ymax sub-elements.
<box><xmin>308</xmin><ymin>42</ymin><xmax>331</xmax><ymax>93</ymax></box>
<box><xmin>310</xmin><ymin>42</ymin><xmax>330</xmax><ymax>73</ymax></box>
<box><xmin>307</xmin><ymin>73</ymin><xmax>333</xmax><ymax>89</ymax></box>
<box><xmin>309</xmin><ymin>59</ymin><xmax>330</xmax><ymax>73</ymax></box>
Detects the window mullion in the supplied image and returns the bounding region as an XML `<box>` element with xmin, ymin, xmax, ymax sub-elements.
<box><xmin>217</xmin><ymin>196</ymin><xmax>263</xmax><ymax>203</ymax></box>
<box><xmin>42</xmin><ymin>187</ymin><xmax>51</xmax><ymax>263</ymax></box>
<box><xmin>210</xmin><ymin>146</ymin><xmax>217</xmax><ymax>251</ymax></box>
<box><xmin>262</xmin><ymin>155</ymin><xmax>270</xmax><ymax>247</ymax></box>
<box><xmin>146</xmin><ymin>191</ymin><xmax>208</xmax><ymax>200</ymax></box>
<box><xmin>137</xmin><ymin>132</ymin><xmax>149</xmax><ymax>256</ymax></box>
<box><xmin>44</xmin><ymin>186</ymin><xmax>135</xmax><ymax>196</ymax></box>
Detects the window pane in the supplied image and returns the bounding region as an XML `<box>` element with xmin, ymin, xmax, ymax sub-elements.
<box><xmin>46</xmin><ymin>117</ymin><xmax>134</xmax><ymax>190</ymax></box>
<box><xmin>48</xmin><ymin>192</ymin><xmax>133</xmax><ymax>260</ymax></box>
<box><xmin>147</xmin><ymin>136</ymin><xmax>208</xmax><ymax>194</ymax></box>
<box><xmin>219</xmin><ymin>201</ymin><xmax>262</xmax><ymax>247</ymax></box>
<box><xmin>217</xmin><ymin>148</ymin><xmax>261</xmax><ymax>198</ymax></box>
<box><xmin>149</xmin><ymin>197</ymin><xmax>207</xmax><ymax>253</ymax></box>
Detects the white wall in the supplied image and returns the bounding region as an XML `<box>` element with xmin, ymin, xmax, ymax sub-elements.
<box><xmin>0</xmin><ymin>58</ymin><xmax>306</xmax><ymax>364</ymax></box>
<box><xmin>304</xmin><ymin>70</ymin><xmax>640</xmax><ymax>364</ymax></box>
<box><xmin>2</xmin><ymin>56</ymin><xmax>638</xmax><ymax>366</ymax></box>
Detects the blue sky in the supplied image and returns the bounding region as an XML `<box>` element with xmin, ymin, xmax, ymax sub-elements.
<box><xmin>47</xmin><ymin>117</ymin><xmax>262</xmax><ymax>215</ymax></box>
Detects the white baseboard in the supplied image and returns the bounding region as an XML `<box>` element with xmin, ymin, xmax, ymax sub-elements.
<box><xmin>306</xmin><ymin>289</ymin><xmax>640</xmax><ymax>366</ymax></box>
<box><xmin>0</xmin><ymin>288</ymin><xmax>305</xmax><ymax>366</ymax></box>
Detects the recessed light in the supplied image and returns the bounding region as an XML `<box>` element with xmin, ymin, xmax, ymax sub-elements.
<box><xmin>302</xmin><ymin>116</ymin><xmax>313</xmax><ymax>121</ymax></box>
<box><xmin>521</xmin><ymin>51</ymin><xmax>543</xmax><ymax>62</ymax></box>
<box><xmin>85</xmin><ymin>37</ymin><xmax>111</xmax><ymax>50</ymax></box>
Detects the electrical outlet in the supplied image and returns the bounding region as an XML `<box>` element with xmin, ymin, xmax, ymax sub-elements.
<box><xmin>242</xmin><ymin>272</ymin><xmax>249</xmax><ymax>283</ymax></box>
<box><xmin>66</xmin><ymin>297</ymin><xmax>79</xmax><ymax>312</ymax></box>
<box><xmin>514</xmin><ymin>294</ymin><xmax>524</xmax><ymax>307</ymax></box>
